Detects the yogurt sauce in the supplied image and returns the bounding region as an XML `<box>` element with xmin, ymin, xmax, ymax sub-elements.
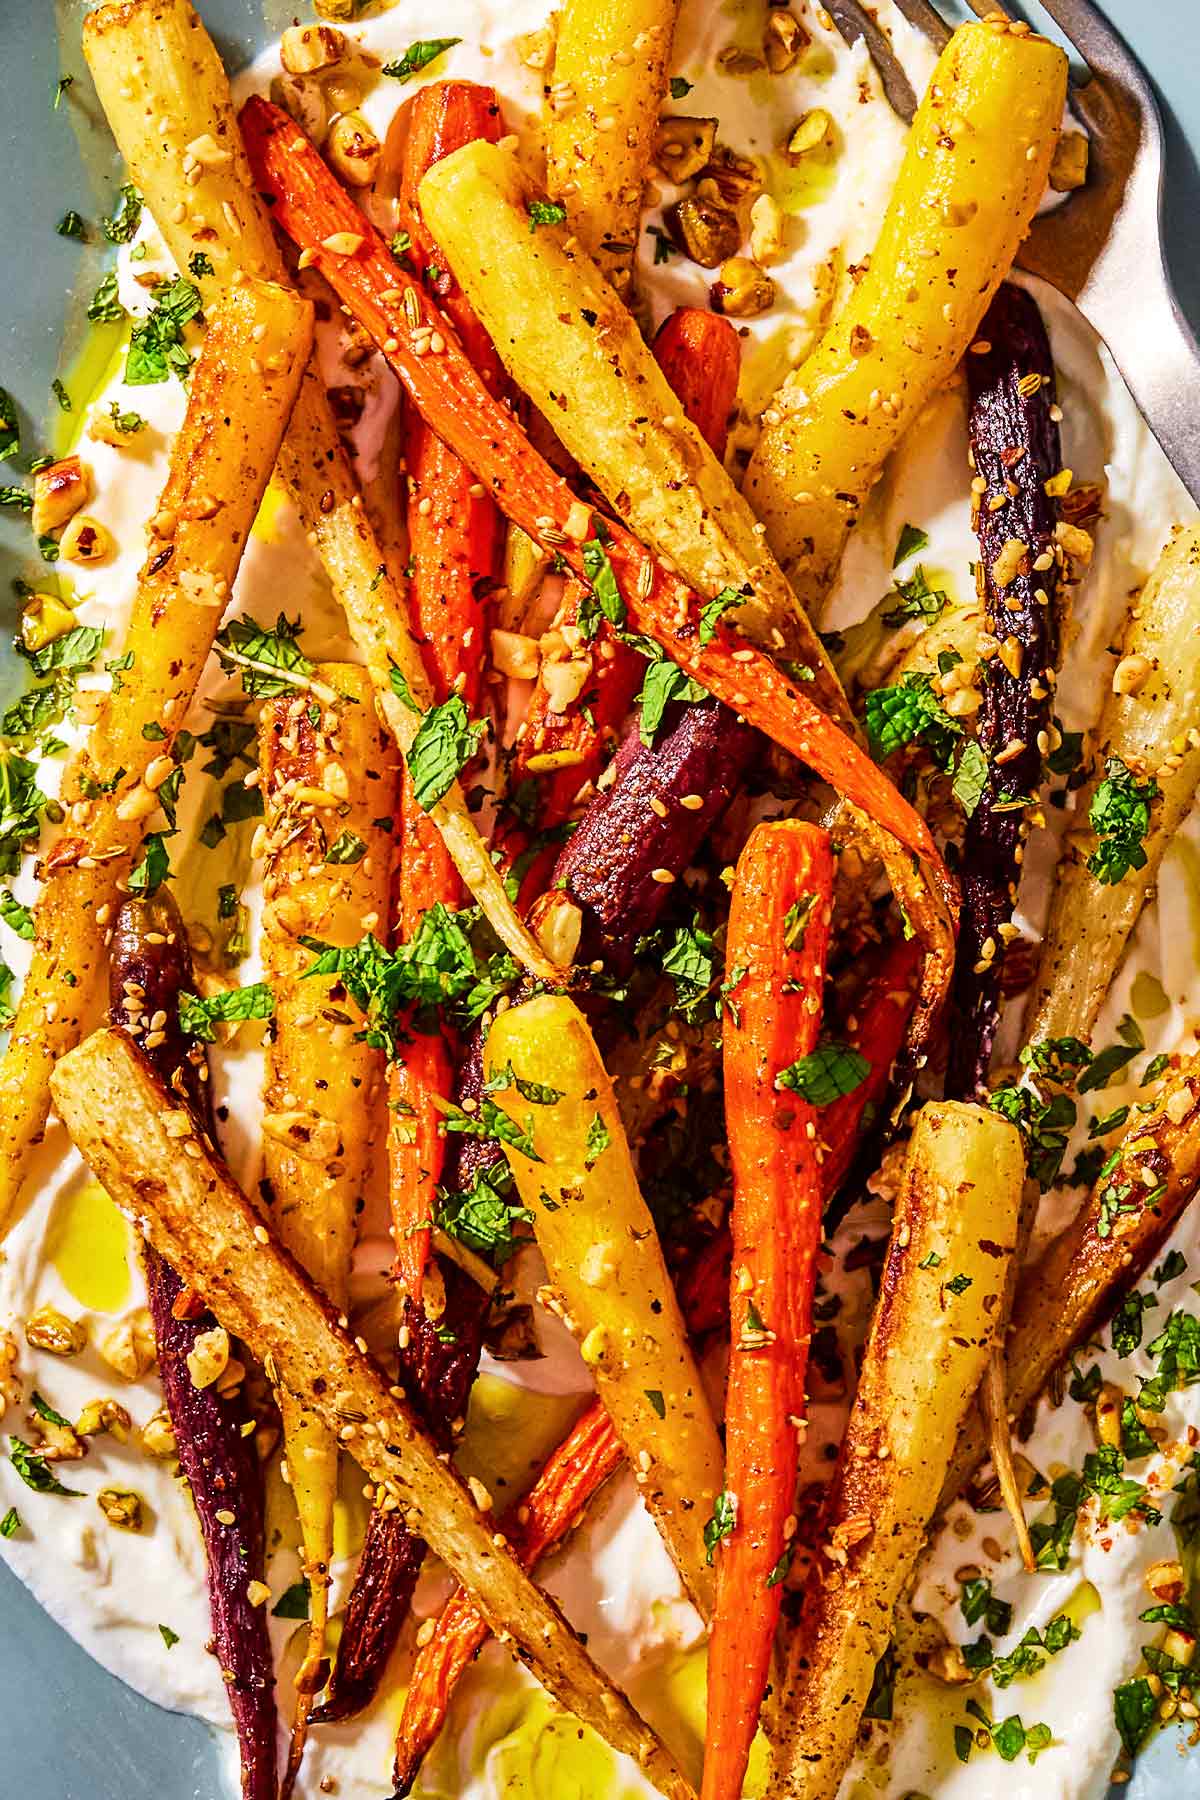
<box><xmin>1</xmin><ymin>2</ymin><xmax>1198</xmax><ymax>1797</ymax></box>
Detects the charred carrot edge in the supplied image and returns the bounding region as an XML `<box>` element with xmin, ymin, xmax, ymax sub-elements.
<box><xmin>391</xmin><ymin>926</ymin><xmax>917</xmax><ymax>1790</ymax></box>
<box><xmin>239</xmin><ymin>97</ymin><xmax>949</xmax><ymax>891</ymax></box>
<box><xmin>702</xmin><ymin>821</ymin><xmax>835</xmax><ymax>1800</ymax></box>
<box><xmin>393</xmin><ymin>1397</ymin><xmax>623</xmax><ymax>1795</ymax></box>
<box><xmin>510</xmin><ymin>307</ymin><xmax>741</xmax><ymax>828</ymax></box>
<box><xmin>389</xmin><ymin>81</ymin><xmax>507</xmax><ymax>1303</ymax></box>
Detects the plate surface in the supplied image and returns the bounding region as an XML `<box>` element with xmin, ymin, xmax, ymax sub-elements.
<box><xmin>1</xmin><ymin>2</ymin><xmax>1198</xmax><ymax>1796</ymax></box>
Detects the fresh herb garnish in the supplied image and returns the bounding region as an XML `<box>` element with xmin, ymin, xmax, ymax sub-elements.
<box><xmin>527</xmin><ymin>199</ymin><xmax>568</xmax><ymax>232</ymax></box>
<box><xmin>324</xmin><ymin>831</ymin><xmax>367</xmax><ymax>865</ymax></box>
<box><xmin>382</xmin><ymin>38</ymin><xmax>461</xmax><ymax>81</ymax></box>
<box><xmin>215</xmin><ymin>612</ymin><xmax>313</xmax><ymax>698</ymax></box>
<box><xmin>125</xmin><ymin>276</ymin><xmax>202</xmax><ymax>386</ymax></box>
<box><xmin>0</xmin><ymin>388</ymin><xmax>19</xmax><ymax>462</ymax></box>
<box><xmin>178</xmin><ymin>982</ymin><xmax>275</xmax><ymax>1042</ymax></box>
<box><xmin>892</xmin><ymin>522</ymin><xmax>930</xmax><ymax>567</ymax></box>
<box><xmin>579</xmin><ymin>527</ymin><xmax>626</xmax><ymax>636</ymax></box>
<box><xmin>777</xmin><ymin>1042</ymin><xmax>870</xmax><ymax>1107</ymax></box>
<box><xmin>1087</xmin><ymin>756</ymin><xmax>1158</xmax><ymax>885</ymax></box>
<box><xmin>405</xmin><ymin>695</ymin><xmax>485</xmax><ymax>811</ymax></box>
<box><xmin>881</xmin><ymin>563</ymin><xmax>946</xmax><ymax>627</ymax></box>
<box><xmin>704</xmin><ymin>1490</ymin><xmax>736</xmax><ymax>1564</ymax></box>
<box><xmin>271</xmin><ymin>1579</ymin><xmax>310</xmax><ymax>1620</ymax></box>
<box><xmin>8</xmin><ymin>1436</ymin><xmax>81</xmax><ymax>1496</ymax></box>
<box><xmin>635</xmin><ymin>645</ymin><xmax>707</xmax><ymax>745</ymax></box>
<box><xmin>103</xmin><ymin>184</ymin><xmax>142</xmax><ymax>245</ymax></box>
<box><xmin>698</xmin><ymin>584</ymin><xmax>747</xmax><ymax>645</ymax></box>
<box><xmin>126</xmin><ymin>831</ymin><xmax>171</xmax><ymax>896</ymax></box>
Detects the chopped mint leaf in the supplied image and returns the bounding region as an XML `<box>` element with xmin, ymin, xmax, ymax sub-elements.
<box><xmin>382</xmin><ymin>38</ymin><xmax>461</xmax><ymax>81</ymax></box>
<box><xmin>777</xmin><ymin>1042</ymin><xmax>870</xmax><ymax>1107</ymax></box>
<box><xmin>178</xmin><ymin>982</ymin><xmax>275</xmax><ymax>1043</ymax></box>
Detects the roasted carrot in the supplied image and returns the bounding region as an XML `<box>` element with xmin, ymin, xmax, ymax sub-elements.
<box><xmin>676</xmin><ymin>931</ymin><xmax>918</xmax><ymax>1337</ymax></box>
<box><xmin>511</xmin><ymin>308</ymin><xmax>739</xmax><ymax>829</ymax></box>
<box><xmin>819</xmin><ymin>932</ymin><xmax>921</xmax><ymax>1189</ymax></box>
<box><xmin>108</xmin><ymin>893</ymin><xmax>277</xmax><ymax>1800</ymax></box>
<box><xmin>389</xmin><ymin>79</ymin><xmax>507</xmax><ymax>1303</ymax></box>
<box><xmin>390</xmin><ymin>930</ymin><xmax>912</xmax><ymax>1791</ymax></box>
<box><xmin>393</xmin><ymin>1397</ymin><xmax>623</xmax><ymax>1794</ymax></box>
<box><xmin>239</xmin><ymin>97</ymin><xmax>946</xmax><ymax>885</ymax></box>
<box><xmin>702</xmin><ymin>821</ymin><xmax>835</xmax><ymax>1800</ymax></box>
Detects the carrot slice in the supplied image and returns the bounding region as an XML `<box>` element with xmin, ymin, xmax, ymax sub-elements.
<box><xmin>239</xmin><ymin>96</ymin><xmax>947</xmax><ymax>883</ymax></box>
<box><xmin>387</xmin><ymin>81</ymin><xmax>506</xmax><ymax>1302</ymax></box>
<box><xmin>702</xmin><ymin>821</ymin><xmax>835</xmax><ymax>1800</ymax></box>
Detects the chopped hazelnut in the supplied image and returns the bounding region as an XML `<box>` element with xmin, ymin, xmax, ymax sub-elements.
<box><xmin>186</xmin><ymin>1326</ymin><xmax>231</xmax><ymax>1391</ymax></box>
<box><xmin>99</xmin><ymin>1308</ymin><xmax>157</xmax><ymax>1381</ymax></box>
<box><xmin>97</xmin><ymin>1488</ymin><xmax>145</xmax><ymax>1532</ymax></box>
<box><xmin>25</xmin><ymin>1306</ymin><xmax>88</xmax><ymax>1358</ymax></box>
<box><xmin>280</xmin><ymin>22</ymin><xmax>345</xmax><ymax>75</ymax></box>
<box><xmin>31</xmin><ymin>455</ymin><xmax>92</xmax><ymax>537</ymax></box>
<box><xmin>325</xmin><ymin>113</ymin><xmax>381</xmax><ymax>190</ymax></box>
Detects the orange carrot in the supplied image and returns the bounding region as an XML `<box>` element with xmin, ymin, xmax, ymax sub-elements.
<box><xmin>675</xmin><ymin>930</ymin><xmax>920</xmax><ymax>1339</ymax></box>
<box><xmin>387</xmin><ymin>82</ymin><xmax>506</xmax><ymax>1300</ymax></box>
<box><xmin>238</xmin><ymin>97</ymin><xmax>948</xmax><ymax>885</ymax></box>
<box><xmin>392</xmin><ymin>1398</ymin><xmax>622</xmax><ymax>1794</ymax></box>
<box><xmin>652</xmin><ymin>307</ymin><xmax>740</xmax><ymax>458</ymax></box>
<box><xmin>702</xmin><ymin>820</ymin><xmax>835</xmax><ymax>1800</ymax></box>
<box><xmin>821</xmin><ymin>932</ymin><xmax>921</xmax><ymax>1190</ymax></box>
<box><xmin>389</xmin><ymin>916</ymin><xmax>909</xmax><ymax>1789</ymax></box>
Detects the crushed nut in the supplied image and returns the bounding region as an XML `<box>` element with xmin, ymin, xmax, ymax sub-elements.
<box><xmin>280</xmin><ymin>22</ymin><xmax>345</xmax><ymax>74</ymax></box>
<box><xmin>98</xmin><ymin>1309</ymin><xmax>157</xmax><ymax>1382</ymax></box>
<box><xmin>1049</xmin><ymin>130</ymin><xmax>1089</xmax><ymax>192</ymax></box>
<box><xmin>491</xmin><ymin>628</ymin><xmax>541</xmax><ymax>681</ymax></box>
<box><xmin>140</xmin><ymin>1407</ymin><xmax>178</xmax><ymax>1459</ymax></box>
<box><xmin>187</xmin><ymin>1326</ymin><xmax>231</xmax><ymax>1391</ymax></box>
<box><xmin>31</xmin><ymin>455</ymin><xmax>92</xmax><ymax>537</ymax></box>
<box><xmin>787</xmin><ymin>108</ymin><xmax>831</xmax><ymax>160</ymax></box>
<box><xmin>991</xmin><ymin>537</ymin><xmax>1028</xmax><ymax>589</ymax></box>
<box><xmin>711</xmin><ymin>256</ymin><xmax>775</xmax><ymax>318</ymax></box>
<box><xmin>749</xmin><ymin>193</ymin><xmax>783</xmax><ymax>267</ymax></box>
<box><xmin>666</xmin><ymin>194</ymin><xmax>739</xmax><ymax>268</ymax></box>
<box><xmin>26</xmin><ymin>1306</ymin><xmax>88</xmax><ymax>1358</ymax></box>
<box><xmin>59</xmin><ymin>514</ymin><xmax>114</xmax><ymax>566</ymax></box>
<box><xmin>76</xmin><ymin>1397</ymin><xmax>132</xmax><ymax>1441</ymax></box>
<box><xmin>654</xmin><ymin>115</ymin><xmax>717</xmax><ymax>184</ymax></box>
<box><xmin>763</xmin><ymin>8</ymin><xmax>810</xmax><ymax>71</ymax></box>
<box><xmin>1111</xmin><ymin>652</ymin><xmax>1152</xmax><ymax>697</ymax></box>
<box><xmin>97</xmin><ymin>1488</ymin><xmax>145</xmax><ymax>1532</ymax></box>
<box><xmin>325</xmin><ymin>113</ymin><xmax>380</xmax><ymax>189</ymax></box>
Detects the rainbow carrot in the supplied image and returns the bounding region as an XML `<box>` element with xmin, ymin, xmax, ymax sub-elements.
<box><xmin>702</xmin><ymin>821</ymin><xmax>835</xmax><ymax>1800</ymax></box>
<box><xmin>238</xmin><ymin>95</ymin><xmax>947</xmax><ymax>886</ymax></box>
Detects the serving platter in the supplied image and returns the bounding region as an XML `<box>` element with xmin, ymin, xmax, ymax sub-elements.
<box><xmin>1</xmin><ymin>2</ymin><xmax>1199</xmax><ymax>1797</ymax></box>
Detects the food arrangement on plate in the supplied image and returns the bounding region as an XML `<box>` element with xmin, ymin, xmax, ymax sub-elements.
<box><xmin>1</xmin><ymin>0</ymin><xmax>1199</xmax><ymax>1796</ymax></box>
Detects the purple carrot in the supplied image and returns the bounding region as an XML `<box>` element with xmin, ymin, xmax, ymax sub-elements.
<box><xmin>553</xmin><ymin>697</ymin><xmax>760</xmax><ymax>970</ymax></box>
<box><xmin>314</xmin><ymin>1059</ymin><xmax>491</xmax><ymax>1724</ymax></box>
<box><xmin>108</xmin><ymin>892</ymin><xmax>277</xmax><ymax>1800</ymax></box>
<box><xmin>318</xmin><ymin>692</ymin><xmax>757</xmax><ymax>1721</ymax></box>
<box><xmin>945</xmin><ymin>283</ymin><xmax>1063</xmax><ymax>1099</ymax></box>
